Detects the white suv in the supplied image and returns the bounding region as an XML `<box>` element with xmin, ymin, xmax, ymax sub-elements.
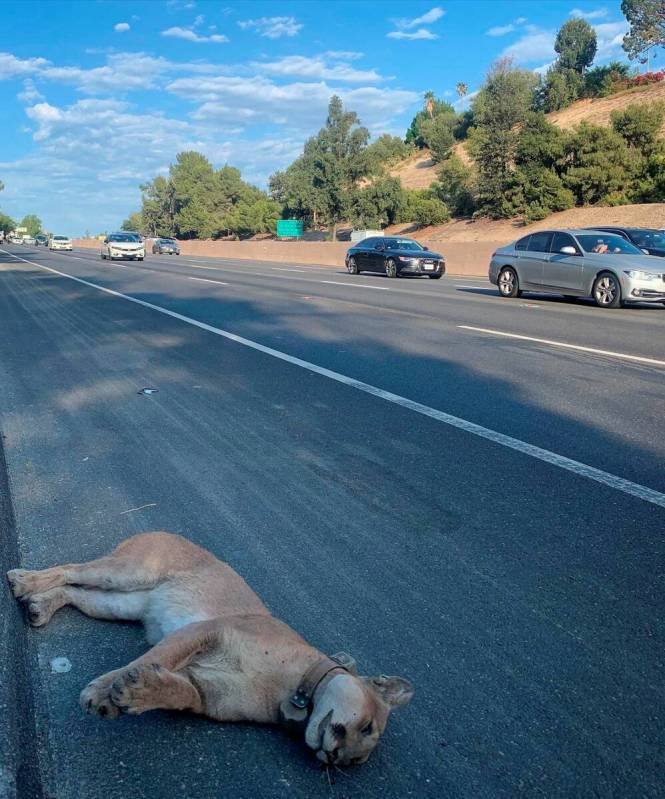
<box><xmin>49</xmin><ymin>236</ymin><xmax>73</xmax><ymax>251</ymax></box>
<box><xmin>101</xmin><ymin>232</ymin><xmax>145</xmax><ymax>261</ymax></box>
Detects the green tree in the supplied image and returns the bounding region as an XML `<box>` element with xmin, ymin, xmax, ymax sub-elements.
<box><xmin>622</xmin><ymin>0</ymin><xmax>665</xmax><ymax>62</ymax></box>
<box><xmin>419</xmin><ymin>113</ymin><xmax>456</xmax><ymax>163</ymax></box>
<box><xmin>20</xmin><ymin>214</ymin><xmax>42</xmax><ymax>237</ymax></box>
<box><xmin>555</xmin><ymin>19</ymin><xmax>597</xmax><ymax>72</ymax></box>
<box><xmin>121</xmin><ymin>212</ymin><xmax>143</xmax><ymax>233</ymax></box>
<box><xmin>583</xmin><ymin>62</ymin><xmax>631</xmax><ymax>97</ymax></box>
<box><xmin>611</xmin><ymin>101</ymin><xmax>665</xmax><ymax>152</ymax></box>
<box><xmin>0</xmin><ymin>212</ymin><xmax>16</xmax><ymax>234</ymax></box>
<box><xmin>140</xmin><ymin>176</ymin><xmax>176</xmax><ymax>237</ymax></box>
<box><xmin>562</xmin><ymin>122</ymin><xmax>635</xmax><ymax>205</ymax></box>
<box><xmin>406</xmin><ymin>95</ymin><xmax>457</xmax><ymax>148</ymax></box>
<box><xmin>364</xmin><ymin>135</ymin><xmax>411</xmax><ymax>174</ymax></box>
<box><xmin>307</xmin><ymin>95</ymin><xmax>371</xmax><ymax>241</ymax></box>
<box><xmin>471</xmin><ymin>58</ymin><xmax>538</xmax><ymax>218</ymax></box>
<box><xmin>433</xmin><ymin>155</ymin><xmax>477</xmax><ymax>216</ymax></box>
<box><xmin>269</xmin><ymin>156</ymin><xmax>326</xmax><ymax>227</ymax></box>
<box><xmin>170</xmin><ymin>151</ymin><xmax>217</xmax><ymax>239</ymax></box>
<box><xmin>348</xmin><ymin>177</ymin><xmax>403</xmax><ymax>228</ymax></box>
<box><xmin>456</xmin><ymin>82</ymin><xmax>468</xmax><ymax>110</ymax></box>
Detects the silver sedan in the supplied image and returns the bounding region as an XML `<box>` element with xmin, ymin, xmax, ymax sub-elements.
<box><xmin>488</xmin><ymin>229</ymin><xmax>665</xmax><ymax>308</ymax></box>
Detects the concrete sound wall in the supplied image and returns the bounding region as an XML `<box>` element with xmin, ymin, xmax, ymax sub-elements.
<box><xmin>72</xmin><ymin>238</ymin><xmax>499</xmax><ymax>277</ymax></box>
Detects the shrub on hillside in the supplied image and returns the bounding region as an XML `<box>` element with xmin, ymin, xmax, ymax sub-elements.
<box><xmin>631</xmin><ymin>71</ymin><xmax>664</xmax><ymax>86</ymax></box>
<box><xmin>561</xmin><ymin>123</ymin><xmax>635</xmax><ymax>205</ymax></box>
<box><xmin>433</xmin><ymin>155</ymin><xmax>477</xmax><ymax>217</ymax></box>
<box><xmin>582</xmin><ymin>62</ymin><xmax>631</xmax><ymax>98</ymax></box>
<box><xmin>398</xmin><ymin>190</ymin><xmax>450</xmax><ymax>227</ymax></box>
<box><xmin>364</xmin><ymin>135</ymin><xmax>412</xmax><ymax>175</ymax></box>
<box><xmin>611</xmin><ymin>102</ymin><xmax>665</xmax><ymax>152</ymax></box>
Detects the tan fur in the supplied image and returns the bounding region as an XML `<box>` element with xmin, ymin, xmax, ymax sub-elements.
<box><xmin>7</xmin><ymin>532</ymin><xmax>413</xmax><ymax>766</ymax></box>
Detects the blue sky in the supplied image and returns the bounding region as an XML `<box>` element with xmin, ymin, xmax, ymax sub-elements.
<box><xmin>0</xmin><ymin>1</ymin><xmax>636</xmax><ymax>235</ymax></box>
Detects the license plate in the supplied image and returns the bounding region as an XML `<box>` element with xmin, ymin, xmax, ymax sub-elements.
<box><xmin>424</xmin><ymin>264</ymin><xmax>434</xmax><ymax>271</ymax></box>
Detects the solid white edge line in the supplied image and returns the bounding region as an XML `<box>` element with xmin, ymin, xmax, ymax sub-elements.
<box><xmin>4</xmin><ymin>247</ymin><xmax>665</xmax><ymax>510</ymax></box>
<box><xmin>459</xmin><ymin>325</ymin><xmax>665</xmax><ymax>368</ymax></box>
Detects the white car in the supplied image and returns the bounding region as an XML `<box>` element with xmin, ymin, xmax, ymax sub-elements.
<box><xmin>100</xmin><ymin>232</ymin><xmax>145</xmax><ymax>261</ymax></box>
<box><xmin>49</xmin><ymin>235</ymin><xmax>73</xmax><ymax>251</ymax></box>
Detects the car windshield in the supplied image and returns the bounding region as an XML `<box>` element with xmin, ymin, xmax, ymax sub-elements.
<box><xmin>109</xmin><ymin>233</ymin><xmax>139</xmax><ymax>242</ymax></box>
<box><xmin>390</xmin><ymin>239</ymin><xmax>423</xmax><ymax>251</ymax></box>
<box><xmin>53</xmin><ymin>236</ymin><xmax>69</xmax><ymax>241</ymax></box>
<box><xmin>576</xmin><ymin>234</ymin><xmax>642</xmax><ymax>255</ymax></box>
<box><xmin>161</xmin><ymin>239</ymin><xmax>175</xmax><ymax>244</ymax></box>
<box><xmin>629</xmin><ymin>229</ymin><xmax>665</xmax><ymax>249</ymax></box>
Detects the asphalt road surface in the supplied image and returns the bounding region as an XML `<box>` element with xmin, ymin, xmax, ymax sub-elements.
<box><xmin>0</xmin><ymin>243</ymin><xmax>663</xmax><ymax>799</ymax></box>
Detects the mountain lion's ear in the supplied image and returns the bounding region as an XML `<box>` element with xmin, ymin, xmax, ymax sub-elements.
<box><xmin>366</xmin><ymin>675</ymin><xmax>414</xmax><ymax>708</ymax></box>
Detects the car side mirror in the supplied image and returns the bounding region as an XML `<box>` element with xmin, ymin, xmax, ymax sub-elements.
<box><xmin>375</xmin><ymin>244</ymin><xmax>384</xmax><ymax>251</ymax></box>
<box><xmin>560</xmin><ymin>246</ymin><xmax>577</xmax><ymax>255</ymax></box>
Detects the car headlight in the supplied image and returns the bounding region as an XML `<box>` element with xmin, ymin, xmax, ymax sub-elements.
<box><xmin>624</xmin><ymin>270</ymin><xmax>658</xmax><ymax>281</ymax></box>
<box><xmin>398</xmin><ymin>256</ymin><xmax>416</xmax><ymax>263</ymax></box>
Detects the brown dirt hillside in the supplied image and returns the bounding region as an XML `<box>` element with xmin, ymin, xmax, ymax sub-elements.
<box><xmin>385</xmin><ymin>203</ymin><xmax>665</xmax><ymax>244</ymax></box>
<box><xmin>391</xmin><ymin>81</ymin><xmax>665</xmax><ymax>191</ymax></box>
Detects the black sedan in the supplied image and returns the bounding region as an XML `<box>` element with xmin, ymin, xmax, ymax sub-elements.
<box><xmin>345</xmin><ymin>236</ymin><xmax>445</xmax><ymax>279</ymax></box>
<box><xmin>152</xmin><ymin>237</ymin><xmax>180</xmax><ymax>255</ymax></box>
<box><xmin>584</xmin><ymin>227</ymin><xmax>665</xmax><ymax>257</ymax></box>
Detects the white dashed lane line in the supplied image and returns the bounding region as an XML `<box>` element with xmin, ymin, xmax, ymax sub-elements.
<box><xmin>459</xmin><ymin>325</ymin><xmax>665</xmax><ymax>367</ymax></box>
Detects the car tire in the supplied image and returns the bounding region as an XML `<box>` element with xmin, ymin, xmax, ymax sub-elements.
<box><xmin>138</xmin><ymin>257</ymin><xmax>144</xmax><ymax>261</ymax></box>
<box><xmin>347</xmin><ymin>257</ymin><xmax>359</xmax><ymax>275</ymax></box>
<box><xmin>101</xmin><ymin>253</ymin><xmax>105</xmax><ymax>259</ymax></box>
<box><xmin>429</xmin><ymin>274</ymin><xmax>442</xmax><ymax>279</ymax></box>
<box><xmin>593</xmin><ymin>272</ymin><xmax>622</xmax><ymax>309</ymax></box>
<box><xmin>497</xmin><ymin>266</ymin><xmax>521</xmax><ymax>298</ymax></box>
<box><xmin>385</xmin><ymin>258</ymin><xmax>398</xmax><ymax>278</ymax></box>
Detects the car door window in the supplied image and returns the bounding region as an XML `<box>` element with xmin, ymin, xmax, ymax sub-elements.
<box><xmin>527</xmin><ymin>231</ymin><xmax>553</xmax><ymax>253</ymax></box>
<box><xmin>550</xmin><ymin>232</ymin><xmax>579</xmax><ymax>254</ymax></box>
<box><xmin>514</xmin><ymin>235</ymin><xmax>531</xmax><ymax>251</ymax></box>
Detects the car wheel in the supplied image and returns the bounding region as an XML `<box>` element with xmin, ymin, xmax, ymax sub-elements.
<box><xmin>138</xmin><ymin>257</ymin><xmax>144</xmax><ymax>261</ymax></box>
<box><xmin>593</xmin><ymin>272</ymin><xmax>622</xmax><ymax>309</ymax></box>
<box><xmin>429</xmin><ymin>274</ymin><xmax>442</xmax><ymax>280</ymax></box>
<box><xmin>385</xmin><ymin>258</ymin><xmax>398</xmax><ymax>278</ymax></box>
<box><xmin>347</xmin><ymin>257</ymin><xmax>359</xmax><ymax>274</ymax></box>
<box><xmin>497</xmin><ymin>266</ymin><xmax>521</xmax><ymax>298</ymax></box>
<box><xmin>101</xmin><ymin>253</ymin><xmax>105</xmax><ymax>259</ymax></box>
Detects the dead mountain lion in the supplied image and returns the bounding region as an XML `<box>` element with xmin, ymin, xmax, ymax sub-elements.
<box><xmin>7</xmin><ymin>531</ymin><xmax>414</xmax><ymax>766</ymax></box>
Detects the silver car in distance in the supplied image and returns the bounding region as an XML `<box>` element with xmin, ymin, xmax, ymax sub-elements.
<box><xmin>489</xmin><ymin>229</ymin><xmax>665</xmax><ymax>308</ymax></box>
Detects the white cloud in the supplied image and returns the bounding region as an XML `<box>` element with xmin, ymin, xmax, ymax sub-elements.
<box><xmin>114</xmin><ymin>22</ymin><xmax>130</xmax><ymax>32</ymax></box>
<box><xmin>17</xmin><ymin>78</ymin><xmax>44</xmax><ymax>103</ymax></box>
<box><xmin>570</xmin><ymin>7</ymin><xmax>608</xmax><ymax>20</ymax></box>
<box><xmin>514</xmin><ymin>17</ymin><xmax>528</xmax><ymax>24</ymax></box>
<box><xmin>502</xmin><ymin>27</ymin><xmax>556</xmax><ymax>64</ymax></box>
<box><xmin>168</xmin><ymin>74</ymin><xmax>417</xmax><ymax>129</ymax></box>
<box><xmin>194</xmin><ymin>14</ymin><xmax>204</xmax><ymax>26</ymax></box>
<box><xmin>162</xmin><ymin>26</ymin><xmax>228</xmax><ymax>43</ymax></box>
<box><xmin>238</xmin><ymin>16</ymin><xmax>302</xmax><ymax>39</ymax></box>
<box><xmin>393</xmin><ymin>7</ymin><xmax>444</xmax><ymax>29</ymax></box>
<box><xmin>0</xmin><ymin>52</ymin><xmax>48</xmax><ymax>79</ymax></box>
<box><xmin>487</xmin><ymin>24</ymin><xmax>515</xmax><ymax>36</ymax></box>
<box><xmin>253</xmin><ymin>55</ymin><xmax>382</xmax><ymax>83</ymax></box>
<box><xmin>387</xmin><ymin>28</ymin><xmax>439</xmax><ymax>40</ymax></box>
<box><xmin>593</xmin><ymin>20</ymin><xmax>629</xmax><ymax>60</ymax></box>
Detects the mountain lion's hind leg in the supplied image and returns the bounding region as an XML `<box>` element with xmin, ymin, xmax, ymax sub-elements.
<box><xmin>25</xmin><ymin>586</ymin><xmax>149</xmax><ymax>627</ymax></box>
